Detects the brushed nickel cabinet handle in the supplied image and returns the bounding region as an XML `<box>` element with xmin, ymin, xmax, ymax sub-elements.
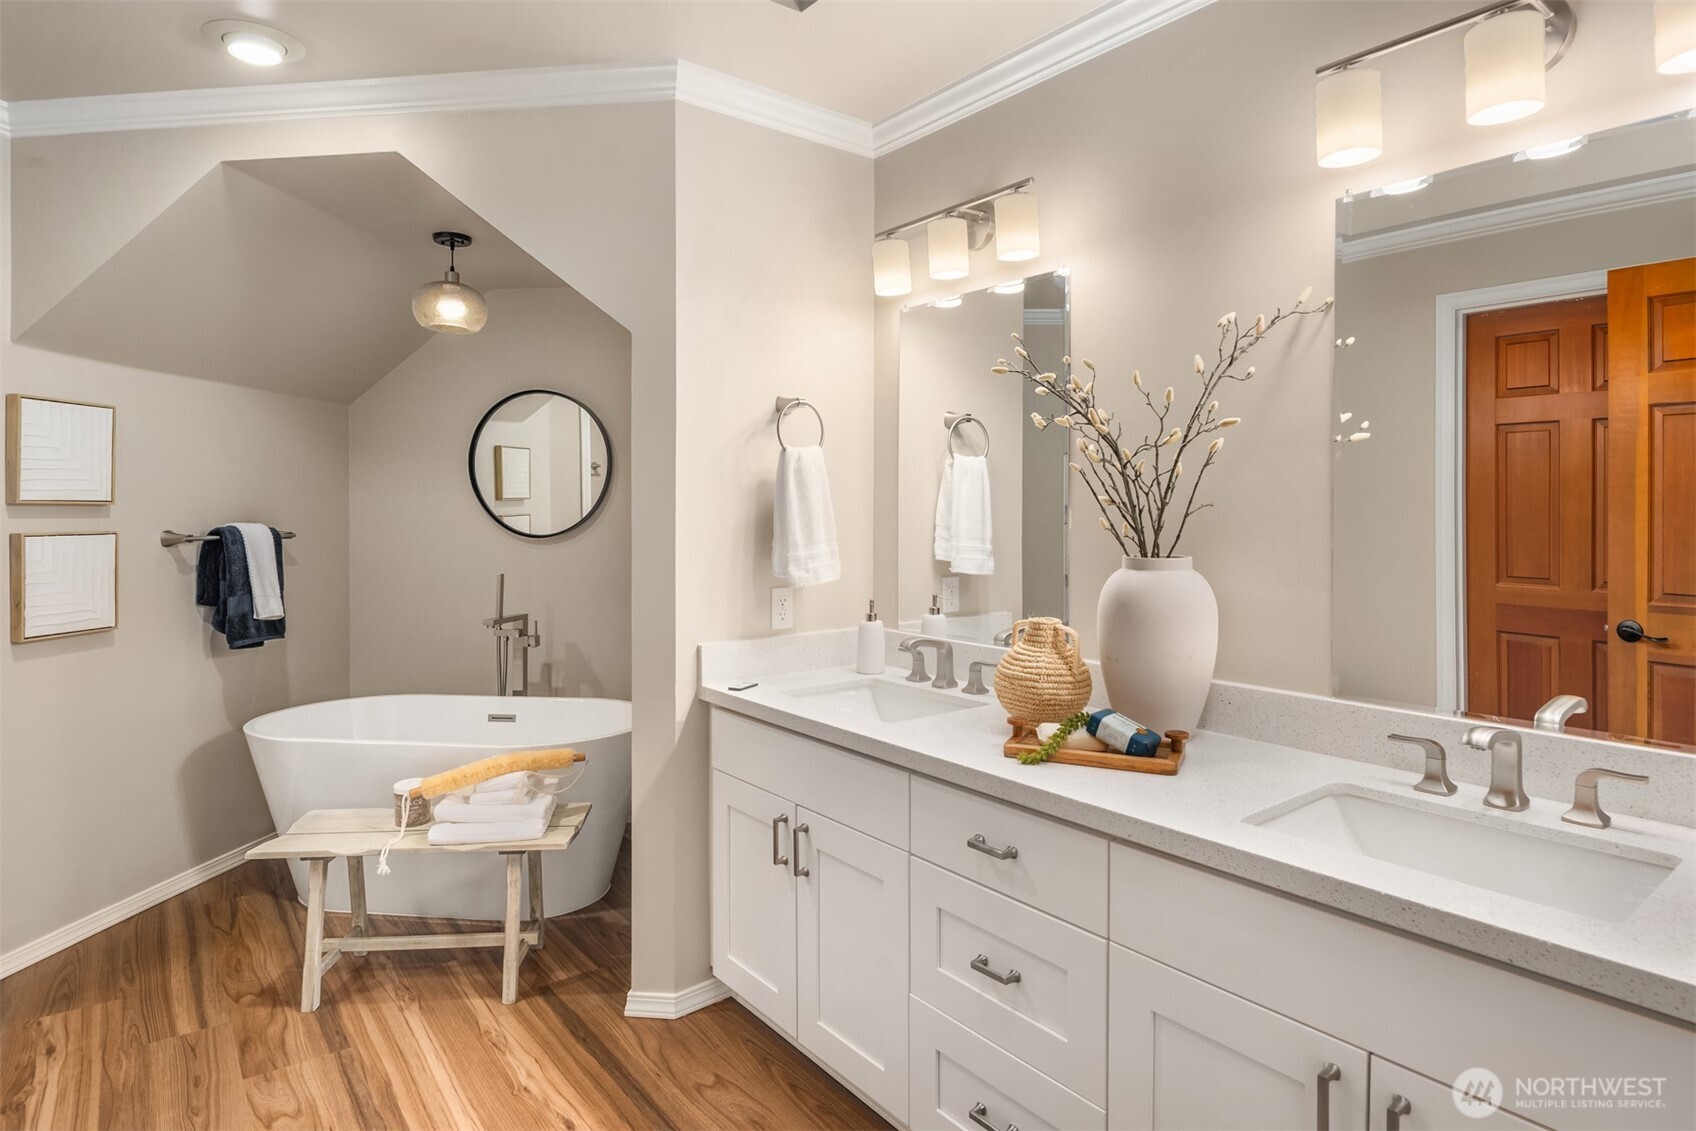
<box><xmin>792</xmin><ymin>823</ymin><xmax>810</xmax><ymax>877</ymax></box>
<box><xmin>970</xmin><ymin>954</ymin><xmax>1022</xmax><ymax>985</ymax></box>
<box><xmin>968</xmin><ymin>1102</ymin><xmax>1018</xmax><ymax>1131</ymax></box>
<box><xmin>1316</xmin><ymin>1063</ymin><xmax>1341</xmax><ymax>1131</ymax></box>
<box><xmin>1386</xmin><ymin>1094</ymin><xmax>1412</xmax><ymax>1131</ymax></box>
<box><xmin>967</xmin><ymin>833</ymin><xmax>1019</xmax><ymax>860</ymax></box>
<box><xmin>771</xmin><ymin>814</ymin><xmax>789</xmax><ymax>867</ymax></box>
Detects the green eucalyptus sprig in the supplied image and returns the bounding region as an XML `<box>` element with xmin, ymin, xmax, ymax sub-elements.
<box><xmin>1018</xmin><ymin>712</ymin><xmax>1092</xmax><ymax>765</ymax></box>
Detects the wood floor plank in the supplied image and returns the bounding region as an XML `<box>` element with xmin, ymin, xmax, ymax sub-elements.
<box><xmin>242</xmin><ymin>1049</ymin><xmax>398</xmax><ymax>1131</ymax></box>
<box><xmin>209</xmin><ymin>893</ymin><xmax>350</xmax><ymax>1079</ymax></box>
<box><xmin>133</xmin><ymin>1026</ymin><xmax>253</xmax><ymax>1131</ymax></box>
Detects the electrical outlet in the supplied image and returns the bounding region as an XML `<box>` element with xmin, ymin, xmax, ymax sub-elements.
<box><xmin>771</xmin><ymin>585</ymin><xmax>794</xmax><ymax>630</ymax></box>
<box><xmin>941</xmin><ymin>577</ymin><xmax>961</xmax><ymax>612</ymax></box>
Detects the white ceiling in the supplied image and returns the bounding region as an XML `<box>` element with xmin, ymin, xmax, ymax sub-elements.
<box><xmin>0</xmin><ymin>0</ymin><xmax>1104</xmax><ymax>120</ymax></box>
<box><xmin>16</xmin><ymin>152</ymin><xmax>565</xmax><ymax>403</ymax></box>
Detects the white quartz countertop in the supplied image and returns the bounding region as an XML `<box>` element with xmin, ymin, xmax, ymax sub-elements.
<box><xmin>700</xmin><ymin>664</ymin><xmax>1696</xmax><ymax>1023</ymax></box>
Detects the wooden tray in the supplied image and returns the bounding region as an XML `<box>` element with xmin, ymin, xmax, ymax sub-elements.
<box><xmin>1003</xmin><ymin>718</ymin><xmax>1188</xmax><ymax>775</ymax></box>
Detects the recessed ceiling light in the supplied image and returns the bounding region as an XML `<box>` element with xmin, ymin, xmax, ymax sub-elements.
<box><xmin>1514</xmin><ymin>135</ymin><xmax>1587</xmax><ymax>161</ymax></box>
<box><xmin>1374</xmin><ymin>176</ymin><xmax>1433</xmax><ymax>196</ymax></box>
<box><xmin>200</xmin><ymin>20</ymin><xmax>306</xmax><ymax>67</ymax></box>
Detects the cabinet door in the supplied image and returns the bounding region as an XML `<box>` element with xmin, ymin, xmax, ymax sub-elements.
<box><xmin>796</xmin><ymin>807</ymin><xmax>909</xmax><ymax>1122</ymax></box>
<box><xmin>1370</xmin><ymin>1057</ymin><xmax>1549</xmax><ymax>1131</ymax></box>
<box><xmin>1109</xmin><ymin>945</ymin><xmax>1368</xmax><ymax>1131</ymax></box>
<box><xmin>710</xmin><ymin>770</ymin><xmax>796</xmax><ymax>1035</ymax></box>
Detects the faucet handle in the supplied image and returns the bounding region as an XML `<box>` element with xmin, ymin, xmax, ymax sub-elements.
<box><xmin>963</xmin><ymin>661</ymin><xmax>994</xmax><ymax>695</ymax></box>
<box><xmin>899</xmin><ymin>640</ymin><xmax>931</xmax><ymax>684</ymax></box>
<box><xmin>1389</xmin><ymin>734</ymin><xmax>1457</xmax><ymax>796</ymax></box>
<box><xmin>1562</xmin><ymin>767</ymin><xmax>1649</xmax><ymax>829</ymax></box>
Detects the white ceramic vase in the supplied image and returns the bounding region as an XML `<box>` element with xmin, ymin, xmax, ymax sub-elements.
<box><xmin>1095</xmin><ymin>556</ymin><xmax>1219</xmax><ymax>734</ymax></box>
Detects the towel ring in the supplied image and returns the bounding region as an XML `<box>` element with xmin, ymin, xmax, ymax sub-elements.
<box><xmin>776</xmin><ymin>397</ymin><xmax>825</xmax><ymax>450</ymax></box>
<box><xmin>946</xmin><ymin>414</ymin><xmax>990</xmax><ymax>458</ymax></box>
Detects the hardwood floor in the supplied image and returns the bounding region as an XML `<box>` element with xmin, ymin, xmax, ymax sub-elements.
<box><xmin>0</xmin><ymin>838</ymin><xmax>888</xmax><ymax>1130</ymax></box>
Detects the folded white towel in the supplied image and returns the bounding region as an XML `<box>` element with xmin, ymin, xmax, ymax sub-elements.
<box><xmin>473</xmin><ymin>770</ymin><xmax>561</xmax><ymax>794</ymax></box>
<box><xmin>232</xmin><ymin>523</ymin><xmax>285</xmax><ymax>620</ymax></box>
<box><xmin>772</xmin><ymin>445</ymin><xmax>841</xmax><ymax>587</ymax></box>
<box><xmin>468</xmin><ymin>786</ymin><xmax>533</xmax><ymax>806</ymax></box>
<box><xmin>427</xmin><ymin>816</ymin><xmax>550</xmax><ymax>845</ymax></box>
<box><xmin>432</xmin><ymin>794</ymin><xmax>556</xmax><ymax>825</ymax></box>
<box><xmin>935</xmin><ymin>455</ymin><xmax>994</xmax><ymax>575</ymax></box>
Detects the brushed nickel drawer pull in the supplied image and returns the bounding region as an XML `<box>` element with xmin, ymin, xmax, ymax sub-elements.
<box><xmin>1386</xmin><ymin>1094</ymin><xmax>1412</xmax><ymax>1131</ymax></box>
<box><xmin>968</xmin><ymin>1102</ymin><xmax>1018</xmax><ymax>1131</ymax></box>
<box><xmin>1316</xmin><ymin>1063</ymin><xmax>1341</xmax><ymax>1131</ymax></box>
<box><xmin>970</xmin><ymin>954</ymin><xmax>1022</xmax><ymax>985</ymax></box>
<box><xmin>792</xmin><ymin>823</ymin><xmax>810</xmax><ymax>877</ymax></box>
<box><xmin>771</xmin><ymin>814</ymin><xmax>789</xmax><ymax>867</ymax></box>
<box><xmin>967</xmin><ymin>833</ymin><xmax>1018</xmax><ymax>860</ymax></box>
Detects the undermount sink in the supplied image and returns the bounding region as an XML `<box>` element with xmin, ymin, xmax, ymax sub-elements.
<box><xmin>1249</xmin><ymin>788</ymin><xmax>1678</xmax><ymax>922</ymax></box>
<box><xmin>780</xmin><ymin>678</ymin><xmax>979</xmax><ymax>724</ymax></box>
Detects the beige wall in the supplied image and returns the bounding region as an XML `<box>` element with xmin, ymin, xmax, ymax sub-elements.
<box><xmin>872</xmin><ymin>0</ymin><xmax>1690</xmax><ymax>692</ymax></box>
<box><xmin>1332</xmin><ymin>199</ymin><xmax>1695</xmax><ymax>710</ymax></box>
<box><xmin>349</xmin><ymin>287</ymin><xmax>632</xmax><ymax>701</ymax></box>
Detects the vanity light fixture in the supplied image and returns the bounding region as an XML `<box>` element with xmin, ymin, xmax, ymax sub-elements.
<box><xmin>1374</xmin><ymin>175</ymin><xmax>1434</xmax><ymax>196</ymax></box>
<box><xmin>994</xmin><ymin>190</ymin><xmax>1040</xmax><ymax>262</ymax></box>
<box><xmin>1656</xmin><ymin>0</ymin><xmax>1696</xmax><ymax>73</ymax></box>
<box><xmin>1514</xmin><ymin>134</ymin><xmax>1586</xmax><ymax>160</ymax></box>
<box><xmin>991</xmin><ymin>280</ymin><xmax>1027</xmax><ymax>295</ymax></box>
<box><xmin>872</xmin><ymin>237</ymin><xmax>913</xmax><ymax>297</ymax></box>
<box><xmin>200</xmin><ymin>19</ymin><xmax>305</xmax><ymax>67</ymax></box>
<box><xmin>412</xmin><ymin>232</ymin><xmax>488</xmax><ymax>334</ymax></box>
<box><xmin>927</xmin><ymin>215</ymin><xmax>971</xmax><ymax>280</ymax></box>
<box><xmin>1314</xmin><ymin>1</ymin><xmax>1574</xmax><ymax>167</ymax></box>
<box><xmin>933</xmin><ymin>295</ymin><xmax>964</xmax><ymax>309</ymax></box>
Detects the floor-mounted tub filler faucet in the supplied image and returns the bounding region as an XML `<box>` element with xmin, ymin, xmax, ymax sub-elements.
<box><xmin>484</xmin><ymin>573</ymin><xmax>541</xmax><ymax>696</ymax></box>
<box><xmin>1462</xmin><ymin>726</ymin><xmax>1530</xmax><ymax>811</ymax></box>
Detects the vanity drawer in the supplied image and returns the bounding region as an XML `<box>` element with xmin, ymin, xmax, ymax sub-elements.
<box><xmin>910</xmin><ymin>995</ymin><xmax>1104</xmax><ymax>1131</ymax></box>
<box><xmin>910</xmin><ymin>858</ymin><xmax>1107</xmax><ymax>1106</ymax></box>
<box><xmin>910</xmin><ymin>775</ymin><xmax>1107</xmax><ymax>932</ymax></box>
<box><xmin>710</xmin><ymin>709</ymin><xmax>909</xmax><ymax>849</ymax></box>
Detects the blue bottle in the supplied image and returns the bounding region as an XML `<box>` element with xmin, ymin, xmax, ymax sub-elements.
<box><xmin>1086</xmin><ymin>709</ymin><xmax>1163</xmax><ymax>757</ymax></box>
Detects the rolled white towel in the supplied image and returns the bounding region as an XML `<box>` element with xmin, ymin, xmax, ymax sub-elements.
<box><xmin>427</xmin><ymin>817</ymin><xmax>550</xmax><ymax>845</ymax></box>
<box><xmin>432</xmin><ymin>793</ymin><xmax>556</xmax><ymax>825</ymax></box>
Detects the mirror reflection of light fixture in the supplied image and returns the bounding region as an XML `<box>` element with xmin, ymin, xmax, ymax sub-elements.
<box><xmin>1465</xmin><ymin>10</ymin><xmax>1546</xmax><ymax>125</ymax></box>
<box><xmin>412</xmin><ymin>231</ymin><xmax>488</xmax><ymax>334</ymax></box>
<box><xmin>933</xmin><ymin>295</ymin><xmax>963</xmax><ymax>309</ymax></box>
<box><xmin>1657</xmin><ymin>0</ymin><xmax>1696</xmax><ymax>73</ymax></box>
<box><xmin>872</xmin><ymin>237</ymin><xmax>912</xmax><ymax>297</ymax></box>
<box><xmin>994</xmin><ymin>191</ymin><xmax>1040</xmax><ymax>261</ymax></box>
<box><xmin>1515</xmin><ymin>134</ymin><xmax>1586</xmax><ymax>160</ymax></box>
<box><xmin>1315</xmin><ymin>68</ymin><xmax>1383</xmax><ymax>168</ymax></box>
<box><xmin>927</xmin><ymin>215</ymin><xmax>970</xmax><ymax>280</ymax></box>
<box><xmin>1374</xmin><ymin>175</ymin><xmax>1433</xmax><ymax>196</ymax></box>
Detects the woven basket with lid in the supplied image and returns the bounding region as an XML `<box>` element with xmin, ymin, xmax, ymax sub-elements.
<box><xmin>994</xmin><ymin>617</ymin><xmax>1092</xmax><ymax>724</ymax></box>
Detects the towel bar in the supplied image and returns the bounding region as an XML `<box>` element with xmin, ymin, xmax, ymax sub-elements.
<box><xmin>161</xmin><ymin>529</ymin><xmax>297</xmax><ymax>547</ymax></box>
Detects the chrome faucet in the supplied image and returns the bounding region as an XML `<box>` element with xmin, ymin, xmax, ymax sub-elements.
<box><xmin>1462</xmin><ymin>726</ymin><xmax>1530</xmax><ymax>811</ymax></box>
<box><xmin>1534</xmin><ymin>694</ymin><xmax>1588</xmax><ymax>733</ymax></box>
<box><xmin>483</xmin><ymin>573</ymin><xmax>541</xmax><ymax>696</ymax></box>
<box><xmin>899</xmin><ymin>637</ymin><xmax>958</xmax><ymax>690</ymax></box>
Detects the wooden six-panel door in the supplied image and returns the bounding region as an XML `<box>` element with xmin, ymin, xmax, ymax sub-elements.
<box><xmin>1607</xmin><ymin>259</ymin><xmax>1696</xmax><ymax>747</ymax></box>
<box><xmin>1465</xmin><ymin>295</ymin><xmax>1611</xmax><ymax>729</ymax></box>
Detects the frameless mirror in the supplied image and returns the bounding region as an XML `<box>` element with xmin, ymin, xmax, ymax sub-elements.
<box><xmin>1331</xmin><ymin>112</ymin><xmax>1695</xmax><ymax>750</ymax></box>
<box><xmin>898</xmin><ymin>271</ymin><xmax>1070</xmax><ymax>644</ymax></box>
<box><xmin>469</xmin><ymin>389</ymin><xmax>612</xmax><ymax>538</ymax></box>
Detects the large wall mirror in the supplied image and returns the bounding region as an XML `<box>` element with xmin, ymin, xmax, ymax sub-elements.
<box><xmin>898</xmin><ymin>270</ymin><xmax>1070</xmax><ymax>643</ymax></box>
<box><xmin>469</xmin><ymin>389</ymin><xmax>612</xmax><ymax>538</ymax></box>
<box><xmin>1332</xmin><ymin>112</ymin><xmax>1694</xmax><ymax>750</ymax></box>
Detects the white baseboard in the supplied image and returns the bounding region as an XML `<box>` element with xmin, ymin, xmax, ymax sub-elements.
<box><xmin>623</xmin><ymin>976</ymin><xmax>731</xmax><ymax>1019</ymax></box>
<box><xmin>0</xmin><ymin>834</ymin><xmax>273</xmax><ymax>979</ymax></box>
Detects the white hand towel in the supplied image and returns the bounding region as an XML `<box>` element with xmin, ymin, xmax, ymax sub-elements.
<box><xmin>468</xmin><ymin>786</ymin><xmax>534</xmax><ymax>806</ymax></box>
<box><xmin>472</xmin><ymin>770</ymin><xmax>560</xmax><ymax>794</ymax></box>
<box><xmin>431</xmin><ymin>794</ymin><xmax>556</xmax><ymax>825</ymax></box>
<box><xmin>427</xmin><ymin>816</ymin><xmax>550</xmax><ymax>845</ymax></box>
<box><xmin>772</xmin><ymin>446</ymin><xmax>841</xmax><ymax>587</ymax></box>
<box><xmin>933</xmin><ymin>456</ymin><xmax>956</xmax><ymax>562</ymax></box>
<box><xmin>944</xmin><ymin>455</ymin><xmax>994</xmax><ymax>575</ymax></box>
<box><xmin>232</xmin><ymin>523</ymin><xmax>284</xmax><ymax>621</ymax></box>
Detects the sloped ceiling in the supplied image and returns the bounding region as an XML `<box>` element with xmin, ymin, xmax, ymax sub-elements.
<box><xmin>16</xmin><ymin>152</ymin><xmax>567</xmax><ymax>403</ymax></box>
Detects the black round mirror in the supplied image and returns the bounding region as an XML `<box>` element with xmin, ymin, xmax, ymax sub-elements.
<box><xmin>468</xmin><ymin>389</ymin><xmax>612</xmax><ymax>538</ymax></box>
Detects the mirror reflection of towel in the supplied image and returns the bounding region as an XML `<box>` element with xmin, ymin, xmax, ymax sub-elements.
<box><xmin>934</xmin><ymin>454</ymin><xmax>994</xmax><ymax>575</ymax></box>
<box><xmin>773</xmin><ymin>446</ymin><xmax>841</xmax><ymax>587</ymax></box>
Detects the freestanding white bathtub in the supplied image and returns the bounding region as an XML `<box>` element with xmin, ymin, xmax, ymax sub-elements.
<box><xmin>244</xmin><ymin>695</ymin><xmax>631</xmax><ymax>921</ymax></box>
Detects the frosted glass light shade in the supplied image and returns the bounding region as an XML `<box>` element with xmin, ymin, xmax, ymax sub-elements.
<box><xmin>995</xmin><ymin>192</ymin><xmax>1040</xmax><ymax>262</ymax></box>
<box><xmin>1315</xmin><ymin>69</ymin><xmax>1382</xmax><ymax>168</ymax></box>
<box><xmin>872</xmin><ymin>237</ymin><xmax>912</xmax><ymax>296</ymax></box>
<box><xmin>928</xmin><ymin>215</ymin><xmax>970</xmax><ymax>280</ymax></box>
<box><xmin>1657</xmin><ymin>0</ymin><xmax>1696</xmax><ymax>73</ymax></box>
<box><xmin>412</xmin><ymin>272</ymin><xmax>488</xmax><ymax>334</ymax></box>
<box><xmin>1465</xmin><ymin>10</ymin><xmax>1546</xmax><ymax>125</ymax></box>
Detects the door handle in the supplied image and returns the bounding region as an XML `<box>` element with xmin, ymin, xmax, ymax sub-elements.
<box><xmin>792</xmin><ymin>823</ymin><xmax>810</xmax><ymax>877</ymax></box>
<box><xmin>966</xmin><ymin>833</ymin><xmax>1019</xmax><ymax>860</ymax></box>
<box><xmin>970</xmin><ymin>954</ymin><xmax>1022</xmax><ymax>985</ymax></box>
<box><xmin>967</xmin><ymin>1102</ymin><xmax>1018</xmax><ymax>1131</ymax></box>
<box><xmin>1316</xmin><ymin>1062</ymin><xmax>1341</xmax><ymax>1131</ymax></box>
<box><xmin>1616</xmin><ymin>619</ymin><xmax>1670</xmax><ymax>644</ymax></box>
<box><xmin>1386</xmin><ymin>1094</ymin><xmax>1412</xmax><ymax>1131</ymax></box>
<box><xmin>771</xmin><ymin>814</ymin><xmax>789</xmax><ymax>868</ymax></box>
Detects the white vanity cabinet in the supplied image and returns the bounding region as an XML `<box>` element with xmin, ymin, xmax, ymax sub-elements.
<box><xmin>710</xmin><ymin>770</ymin><xmax>798</xmax><ymax>1033</ymax></box>
<box><xmin>1368</xmin><ymin>1057</ymin><xmax>1549</xmax><ymax>1131</ymax></box>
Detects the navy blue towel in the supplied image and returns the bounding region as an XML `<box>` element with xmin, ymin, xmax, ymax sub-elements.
<box><xmin>195</xmin><ymin>525</ymin><xmax>286</xmax><ymax>648</ymax></box>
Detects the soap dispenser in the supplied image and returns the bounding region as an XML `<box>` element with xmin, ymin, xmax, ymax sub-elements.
<box><xmin>856</xmin><ymin>600</ymin><xmax>886</xmax><ymax>675</ymax></box>
<box><xmin>922</xmin><ymin>594</ymin><xmax>947</xmax><ymax>637</ymax></box>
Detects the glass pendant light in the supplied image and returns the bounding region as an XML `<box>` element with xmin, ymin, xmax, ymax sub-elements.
<box><xmin>1315</xmin><ymin>68</ymin><xmax>1383</xmax><ymax>169</ymax></box>
<box><xmin>412</xmin><ymin>231</ymin><xmax>488</xmax><ymax>334</ymax></box>
<box><xmin>1657</xmin><ymin>0</ymin><xmax>1696</xmax><ymax>74</ymax></box>
<box><xmin>872</xmin><ymin>237</ymin><xmax>912</xmax><ymax>297</ymax></box>
<box><xmin>1465</xmin><ymin>10</ymin><xmax>1546</xmax><ymax>125</ymax></box>
<box><xmin>994</xmin><ymin>191</ymin><xmax>1040</xmax><ymax>262</ymax></box>
<box><xmin>927</xmin><ymin>214</ymin><xmax>970</xmax><ymax>280</ymax></box>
